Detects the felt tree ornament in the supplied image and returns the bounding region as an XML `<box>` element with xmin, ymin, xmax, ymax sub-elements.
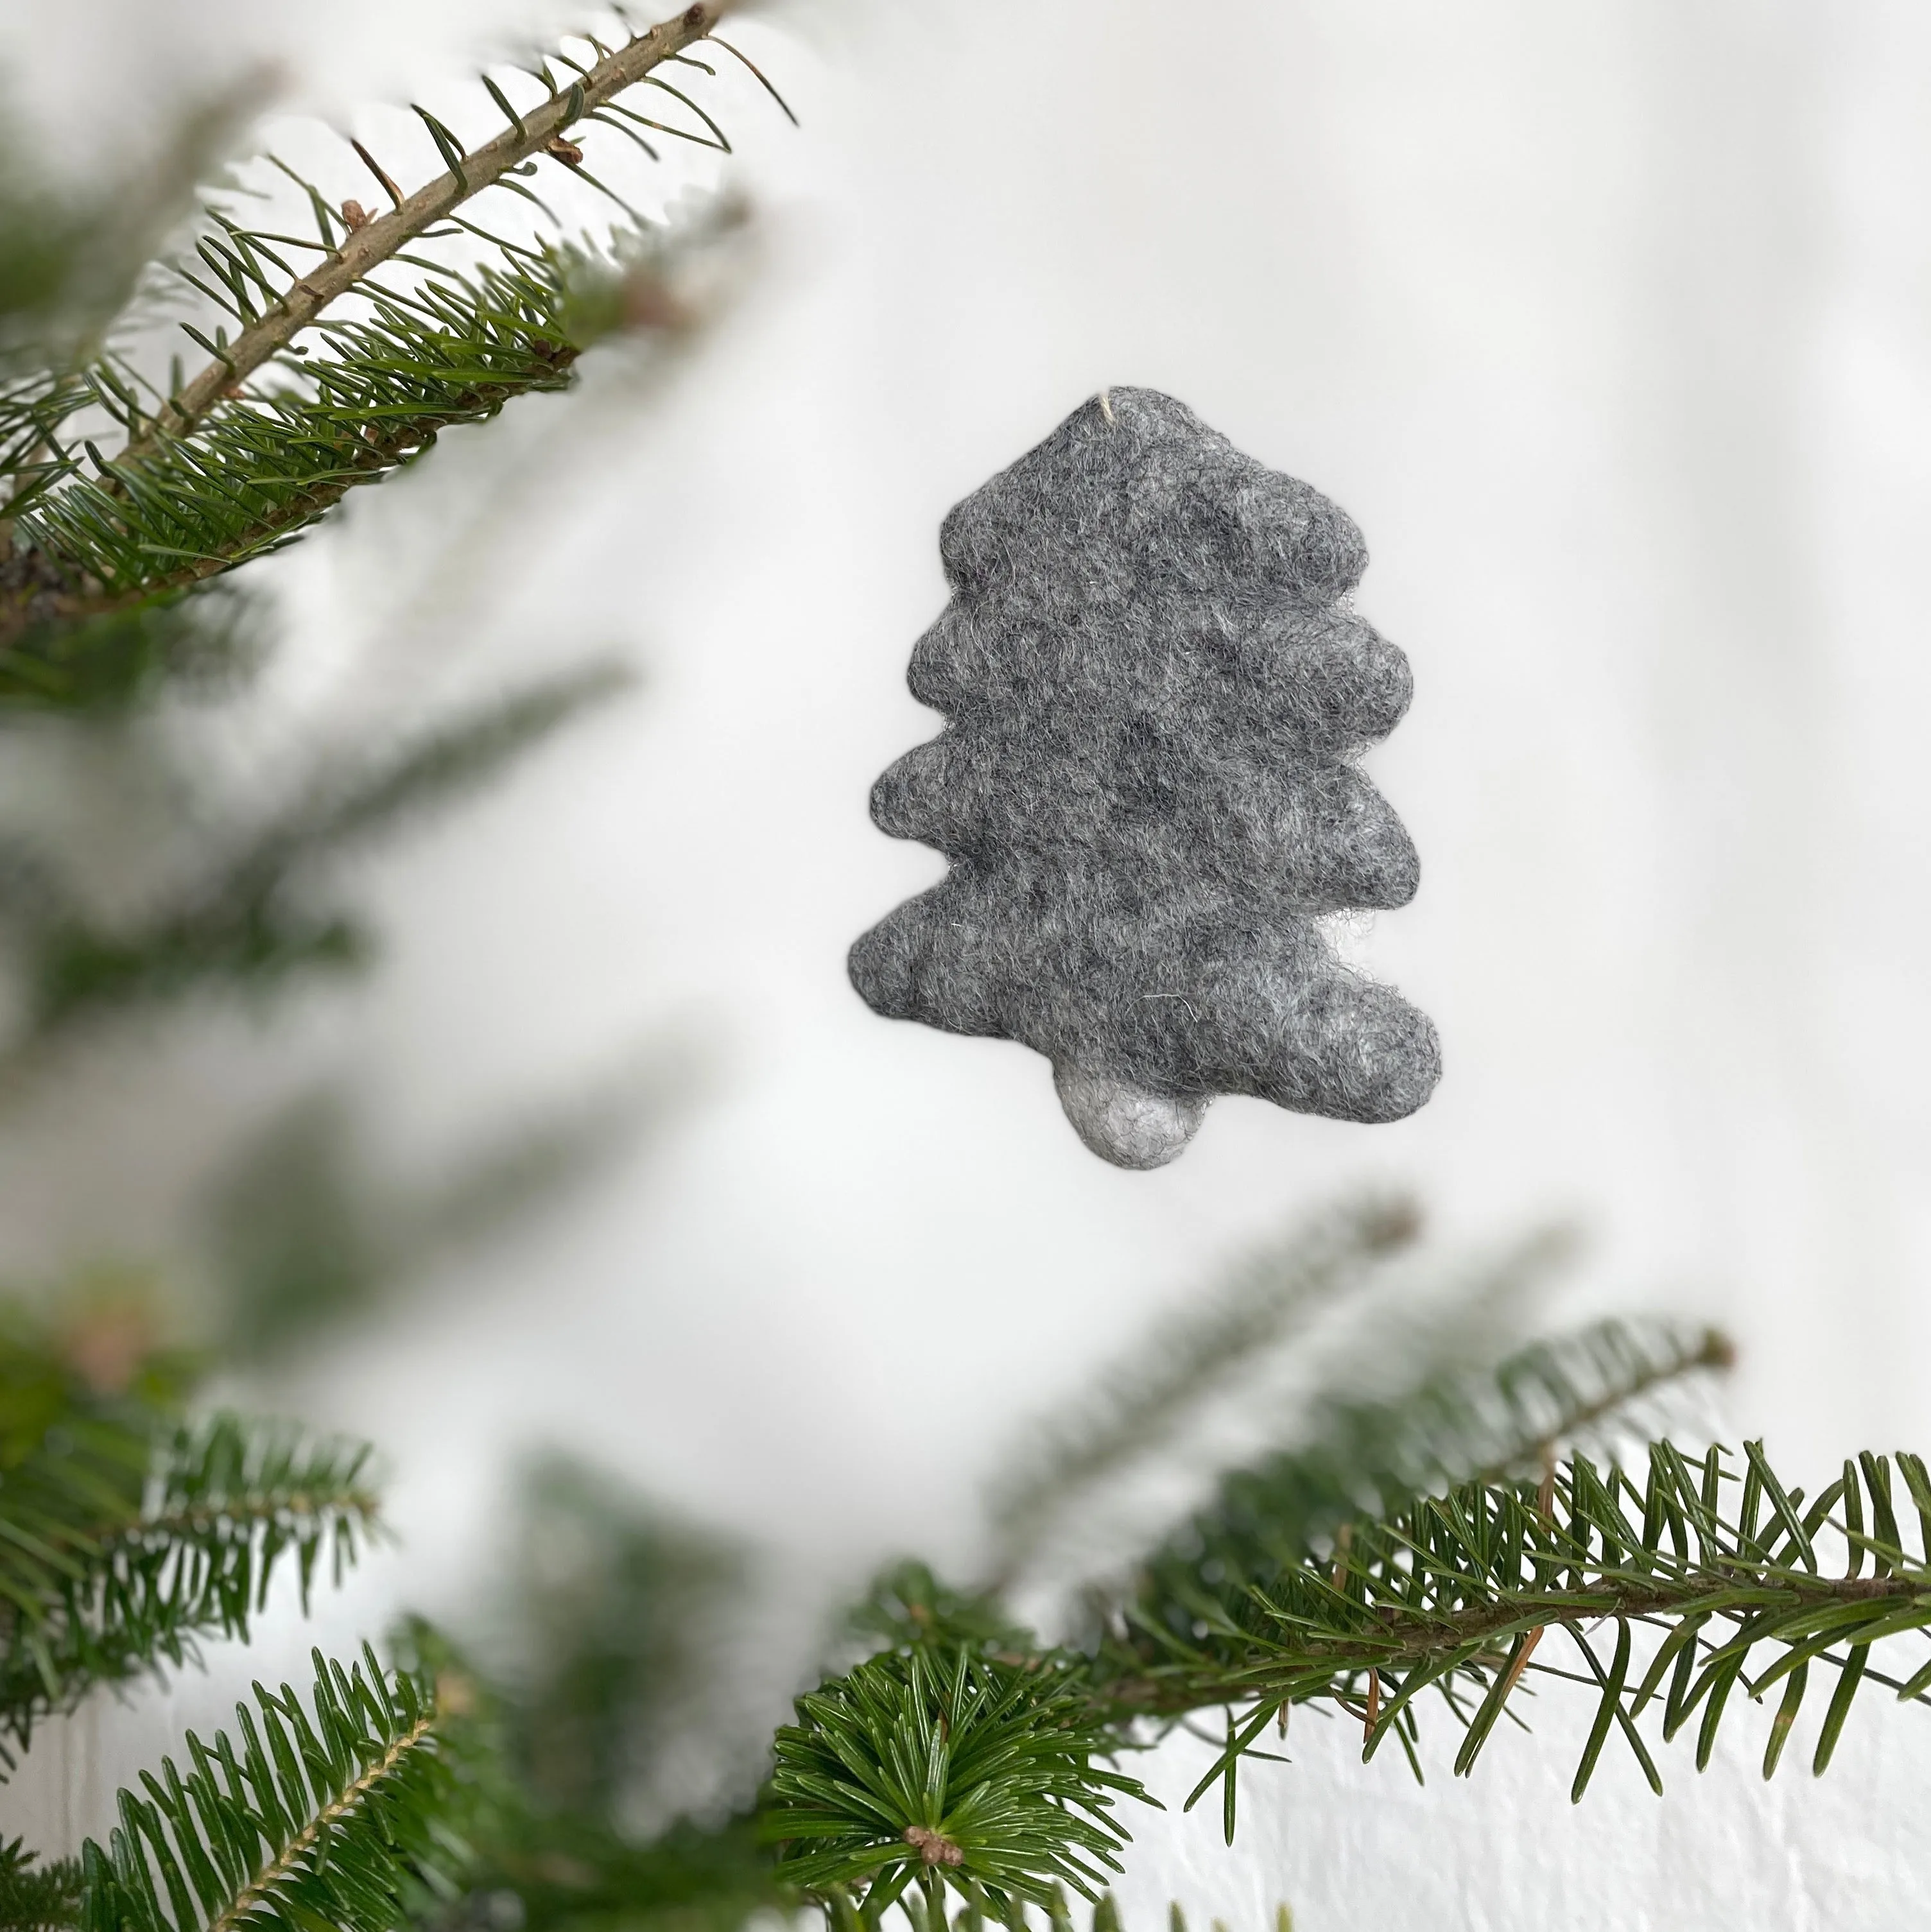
<box><xmin>849</xmin><ymin>387</ymin><xmax>1441</xmax><ymax>1169</ymax></box>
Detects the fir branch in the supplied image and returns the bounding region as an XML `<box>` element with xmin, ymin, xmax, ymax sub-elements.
<box><xmin>0</xmin><ymin>1838</ymin><xmax>82</xmax><ymax>1932</ymax></box>
<box><xmin>123</xmin><ymin>5</ymin><xmax>722</xmax><ymax>463</ymax></box>
<box><xmin>76</xmin><ymin>1646</ymin><xmax>472</xmax><ymax>1932</ymax></box>
<box><xmin>206</xmin><ymin>1051</ymin><xmax>672</xmax><ymax>1363</ymax></box>
<box><xmin>1</xmin><ymin>5</ymin><xmax>781</xmax><ymax>668</ymax></box>
<box><xmin>987</xmin><ymin>1196</ymin><xmax>1421</xmax><ymax>1583</ymax></box>
<box><xmin>0</xmin><ymin>84</ymin><xmax>258</xmax><ymax>374</ymax></box>
<box><xmin>0</xmin><ymin>1414</ymin><xmax>380</xmax><ymax>1772</ymax></box>
<box><xmin>292</xmin><ymin>659</ymin><xmax>632</xmax><ymax>852</ymax></box>
<box><xmin>507</xmin><ymin>1453</ymin><xmax>749</xmax><ymax>1825</ymax></box>
<box><xmin>1095</xmin><ymin>1441</ymin><xmax>1931</xmax><ymax>1831</ymax></box>
<box><xmin>1117</xmin><ymin>1317</ymin><xmax>1733</xmax><ymax>1656</ymax></box>
<box><xmin>1</xmin><ymin>659</ymin><xmax>628</xmax><ymax>1071</ymax></box>
<box><xmin>394</xmin><ymin>1614</ymin><xmax>785</xmax><ymax>1932</ymax></box>
<box><xmin>0</xmin><ymin>585</ymin><xmax>255</xmax><ymax>712</ymax></box>
<box><xmin>764</xmin><ymin>1649</ymin><xmax>1149</xmax><ymax>1918</ymax></box>
<box><xmin>824</xmin><ymin>1889</ymin><xmax>1290</xmax><ymax>1932</ymax></box>
<box><xmin>444</xmin><ymin>1815</ymin><xmax>781</xmax><ymax>1932</ymax></box>
<box><xmin>8</xmin><ymin>257</ymin><xmax>587</xmax><ymax>646</ymax></box>
<box><xmin>851</xmin><ymin>1561</ymin><xmax>1035</xmax><ymax>1662</ymax></box>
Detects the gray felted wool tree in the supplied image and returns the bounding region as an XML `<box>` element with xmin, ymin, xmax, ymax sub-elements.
<box><xmin>849</xmin><ymin>386</ymin><xmax>1441</xmax><ymax>1168</ymax></box>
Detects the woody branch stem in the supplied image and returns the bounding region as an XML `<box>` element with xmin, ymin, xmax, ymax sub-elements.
<box><xmin>119</xmin><ymin>1</ymin><xmax>722</xmax><ymax>465</ymax></box>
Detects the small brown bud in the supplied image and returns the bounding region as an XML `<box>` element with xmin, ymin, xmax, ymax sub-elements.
<box><xmin>902</xmin><ymin>1827</ymin><xmax>964</xmax><ymax>1868</ymax></box>
<box><xmin>62</xmin><ymin>1300</ymin><xmax>153</xmax><ymax>1397</ymax></box>
<box><xmin>620</xmin><ymin>272</ymin><xmax>693</xmax><ymax>333</ymax></box>
<box><xmin>340</xmin><ymin>199</ymin><xmax>371</xmax><ymax>231</ymax></box>
<box><xmin>546</xmin><ymin>134</ymin><xmax>585</xmax><ymax>167</ymax></box>
<box><xmin>435</xmin><ymin>1669</ymin><xmax>478</xmax><ymax>1718</ymax></box>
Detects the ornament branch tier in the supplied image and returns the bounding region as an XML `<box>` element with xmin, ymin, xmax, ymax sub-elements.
<box><xmin>849</xmin><ymin>387</ymin><xmax>1440</xmax><ymax>1168</ymax></box>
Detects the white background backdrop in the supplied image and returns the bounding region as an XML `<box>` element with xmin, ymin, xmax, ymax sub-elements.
<box><xmin>7</xmin><ymin>3</ymin><xmax>1931</xmax><ymax>1926</ymax></box>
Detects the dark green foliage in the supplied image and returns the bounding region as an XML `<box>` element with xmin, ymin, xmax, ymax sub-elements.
<box><xmin>205</xmin><ymin>1056</ymin><xmax>671</xmax><ymax>1363</ymax></box>
<box><xmin>768</xmin><ymin>1315</ymin><xmax>1931</xmax><ymax>1891</ymax></box>
<box><xmin>0</xmin><ymin>6</ymin><xmax>775</xmax><ymax>703</ymax></box>
<box><xmin>0</xmin><ymin>1286</ymin><xmax>379</xmax><ymax>1771</ymax></box>
<box><xmin>0</xmin><ymin>12</ymin><xmax>795</xmax><ymax>1930</ymax></box>
<box><xmin>851</xmin><ymin>1562</ymin><xmax>1034</xmax><ymax>1661</ymax></box>
<box><xmin>1</xmin><ymin>659</ymin><xmax>628</xmax><ymax>1065</ymax></box>
<box><xmin>0</xmin><ymin>1293</ymin><xmax>199</xmax><ymax>1462</ymax></box>
<box><xmin>507</xmin><ymin>1456</ymin><xmax>747</xmax><ymax>1825</ymax></box>
<box><xmin>392</xmin><ymin>1530</ymin><xmax>784</xmax><ymax>1932</ymax></box>
<box><xmin>989</xmin><ymin>1196</ymin><xmax>1421</xmax><ymax>1580</ymax></box>
<box><xmin>0</xmin><ymin>1838</ymin><xmax>82</xmax><ymax>1932</ymax></box>
<box><xmin>293</xmin><ymin>662</ymin><xmax>632</xmax><ymax>853</ymax></box>
<box><xmin>0</xmin><ymin>589</ymin><xmax>255</xmax><ymax>712</ymax></box>
<box><xmin>426</xmin><ymin>1806</ymin><xmax>781</xmax><ymax>1932</ymax></box>
<box><xmin>76</xmin><ymin>1646</ymin><xmax>475</xmax><ymax>1932</ymax></box>
<box><xmin>392</xmin><ymin>1469</ymin><xmax>782</xmax><ymax>1932</ymax></box>
<box><xmin>25</xmin><ymin>898</ymin><xmax>369</xmax><ymax>1043</ymax></box>
<box><xmin>1111</xmin><ymin>1319</ymin><xmax>1731</xmax><ymax>1675</ymax></box>
<box><xmin>0</xmin><ymin>1386</ymin><xmax>380</xmax><ymax>1772</ymax></box>
<box><xmin>14</xmin><ymin>12</ymin><xmax>1928</xmax><ymax>1924</ymax></box>
<box><xmin>764</xmin><ymin>1648</ymin><xmax>1148</xmax><ymax>1915</ymax></box>
<box><xmin>0</xmin><ymin>86</ymin><xmax>252</xmax><ymax>367</ymax></box>
<box><xmin>821</xmin><ymin>1890</ymin><xmax>1282</xmax><ymax>1932</ymax></box>
<box><xmin>1097</xmin><ymin>1440</ymin><xmax>1931</xmax><ymax>1830</ymax></box>
<box><xmin>202</xmin><ymin>1089</ymin><xmax>390</xmax><ymax>1363</ymax></box>
<box><xmin>0</xmin><ymin>10</ymin><xmax>732</xmax><ymax>1063</ymax></box>
<box><xmin>12</xmin><ymin>255</ymin><xmax>585</xmax><ymax>630</ymax></box>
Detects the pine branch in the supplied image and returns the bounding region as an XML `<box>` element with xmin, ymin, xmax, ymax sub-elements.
<box><xmin>0</xmin><ymin>585</ymin><xmax>255</xmax><ymax>712</ymax></box>
<box><xmin>0</xmin><ymin>1413</ymin><xmax>380</xmax><ymax>1772</ymax></box>
<box><xmin>76</xmin><ymin>1646</ymin><xmax>472</xmax><ymax>1932</ymax></box>
<box><xmin>7</xmin><ymin>256</ymin><xmax>584</xmax><ymax>648</ymax></box>
<box><xmin>120</xmin><ymin>5</ymin><xmax>722</xmax><ymax>465</ymax></box>
<box><xmin>0</xmin><ymin>83</ymin><xmax>257</xmax><ymax>372</ymax></box>
<box><xmin>818</xmin><ymin>1886</ymin><xmax>1292</xmax><ymax>1932</ymax></box>
<box><xmin>780</xmin><ymin>1443</ymin><xmax>1931</xmax><ymax>1899</ymax></box>
<box><xmin>987</xmin><ymin>1196</ymin><xmax>1421</xmax><ymax>1583</ymax></box>
<box><xmin>764</xmin><ymin>1649</ymin><xmax>1148</xmax><ymax>1919</ymax></box>
<box><xmin>774</xmin><ymin>1334</ymin><xmax>1931</xmax><ymax>1901</ymax></box>
<box><xmin>1096</xmin><ymin>1441</ymin><xmax>1931</xmax><ymax>1832</ymax></box>
<box><xmin>505</xmin><ymin>1453</ymin><xmax>749</xmax><ymax>1824</ymax></box>
<box><xmin>393</xmin><ymin>1614</ymin><xmax>787</xmax><ymax>1932</ymax></box>
<box><xmin>1</xmin><ymin>659</ymin><xmax>628</xmax><ymax>1074</ymax></box>
<box><xmin>851</xmin><ymin>1562</ymin><xmax>1037</xmax><ymax>1661</ymax></box>
<box><xmin>1</xmin><ymin>4</ymin><xmax>783</xmax><ymax>672</ymax></box>
<box><xmin>0</xmin><ymin>1838</ymin><xmax>82</xmax><ymax>1932</ymax></box>
<box><xmin>205</xmin><ymin>1051</ymin><xmax>671</xmax><ymax>1363</ymax></box>
<box><xmin>1116</xmin><ymin>1318</ymin><xmax>1732</xmax><ymax>1659</ymax></box>
<box><xmin>291</xmin><ymin>660</ymin><xmax>633</xmax><ymax>854</ymax></box>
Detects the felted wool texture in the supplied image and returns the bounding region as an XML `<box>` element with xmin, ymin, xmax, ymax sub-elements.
<box><xmin>849</xmin><ymin>387</ymin><xmax>1441</xmax><ymax>1169</ymax></box>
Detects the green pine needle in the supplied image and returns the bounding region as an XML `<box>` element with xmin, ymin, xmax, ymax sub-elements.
<box><xmin>1</xmin><ymin>1410</ymin><xmax>380</xmax><ymax>1772</ymax></box>
<box><xmin>1098</xmin><ymin>1437</ymin><xmax>1931</xmax><ymax>1826</ymax></box>
<box><xmin>0</xmin><ymin>1837</ymin><xmax>83</xmax><ymax>1932</ymax></box>
<box><xmin>1120</xmin><ymin>1317</ymin><xmax>1733</xmax><ymax>1661</ymax></box>
<box><xmin>1</xmin><ymin>2</ymin><xmax>777</xmax><ymax>704</ymax></box>
<box><xmin>10</xmin><ymin>659</ymin><xmax>629</xmax><ymax>1052</ymax></box>
<box><xmin>76</xmin><ymin>1645</ymin><xmax>472</xmax><ymax>1932</ymax></box>
<box><xmin>763</xmin><ymin>1648</ymin><xmax>1151</xmax><ymax>1916</ymax></box>
<box><xmin>13</xmin><ymin>254</ymin><xmax>585</xmax><ymax>614</ymax></box>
